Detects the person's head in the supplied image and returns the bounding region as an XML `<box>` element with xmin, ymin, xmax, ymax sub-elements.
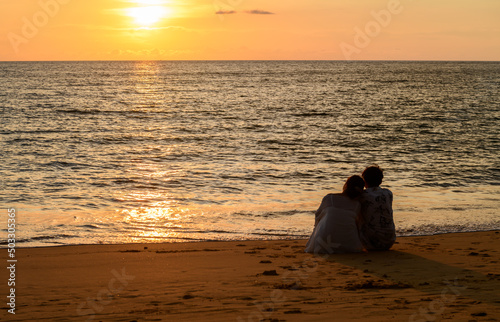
<box><xmin>362</xmin><ymin>165</ymin><xmax>384</xmax><ymax>188</ymax></box>
<box><xmin>343</xmin><ymin>175</ymin><xmax>365</xmax><ymax>199</ymax></box>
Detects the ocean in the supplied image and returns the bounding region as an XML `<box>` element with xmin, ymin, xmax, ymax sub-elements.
<box><xmin>1</xmin><ymin>61</ymin><xmax>499</xmax><ymax>247</ymax></box>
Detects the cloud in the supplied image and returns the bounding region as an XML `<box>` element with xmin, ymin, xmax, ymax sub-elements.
<box><xmin>245</xmin><ymin>9</ymin><xmax>275</xmax><ymax>15</ymax></box>
<box><xmin>214</xmin><ymin>9</ymin><xmax>275</xmax><ymax>15</ymax></box>
<box><xmin>215</xmin><ymin>10</ymin><xmax>236</xmax><ymax>15</ymax></box>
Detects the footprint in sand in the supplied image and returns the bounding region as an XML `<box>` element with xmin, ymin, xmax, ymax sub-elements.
<box><xmin>239</xmin><ymin>297</ymin><xmax>255</xmax><ymax>301</ymax></box>
<box><xmin>262</xmin><ymin>270</ymin><xmax>279</xmax><ymax>276</ymax></box>
<box><xmin>284</xmin><ymin>309</ymin><xmax>303</xmax><ymax>314</ymax></box>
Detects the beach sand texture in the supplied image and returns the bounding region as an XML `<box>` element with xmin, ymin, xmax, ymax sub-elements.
<box><xmin>2</xmin><ymin>231</ymin><xmax>499</xmax><ymax>321</ymax></box>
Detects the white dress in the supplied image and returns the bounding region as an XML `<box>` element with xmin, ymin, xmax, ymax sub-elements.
<box><xmin>305</xmin><ymin>194</ymin><xmax>363</xmax><ymax>254</ymax></box>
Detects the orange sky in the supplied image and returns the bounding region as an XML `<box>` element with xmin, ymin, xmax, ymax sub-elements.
<box><xmin>1</xmin><ymin>0</ymin><xmax>499</xmax><ymax>61</ymax></box>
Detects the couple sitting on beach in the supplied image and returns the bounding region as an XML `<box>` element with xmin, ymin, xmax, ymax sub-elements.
<box><xmin>305</xmin><ymin>166</ymin><xmax>396</xmax><ymax>254</ymax></box>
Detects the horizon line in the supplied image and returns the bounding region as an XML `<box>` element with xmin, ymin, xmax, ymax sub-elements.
<box><xmin>1</xmin><ymin>59</ymin><xmax>499</xmax><ymax>63</ymax></box>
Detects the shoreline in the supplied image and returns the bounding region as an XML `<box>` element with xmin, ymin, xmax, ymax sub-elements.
<box><xmin>2</xmin><ymin>231</ymin><xmax>499</xmax><ymax>321</ymax></box>
<box><xmin>7</xmin><ymin>228</ymin><xmax>500</xmax><ymax>249</ymax></box>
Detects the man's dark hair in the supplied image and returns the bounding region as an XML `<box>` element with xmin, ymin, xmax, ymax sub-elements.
<box><xmin>362</xmin><ymin>165</ymin><xmax>384</xmax><ymax>187</ymax></box>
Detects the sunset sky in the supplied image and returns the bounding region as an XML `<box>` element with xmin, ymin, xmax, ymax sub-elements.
<box><xmin>1</xmin><ymin>0</ymin><xmax>499</xmax><ymax>61</ymax></box>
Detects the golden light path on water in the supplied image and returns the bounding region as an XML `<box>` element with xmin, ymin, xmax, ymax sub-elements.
<box><xmin>122</xmin><ymin>206</ymin><xmax>187</xmax><ymax>242</ymax></box>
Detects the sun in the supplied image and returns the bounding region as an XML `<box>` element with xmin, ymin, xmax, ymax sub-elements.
<box><xmin>127</xmin><ymin>5</ymin><xmax>169</xmax><ymax>27</ymax></box>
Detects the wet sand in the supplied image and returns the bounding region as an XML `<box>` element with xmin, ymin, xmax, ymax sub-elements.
<box><xmin>2</xmin><ymin>231</ymin><xmax>499</xmax><ymax>321</ymax></box>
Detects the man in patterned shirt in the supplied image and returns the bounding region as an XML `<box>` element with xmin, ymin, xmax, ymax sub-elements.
<box><xmin>358</xmin><ymin>166</ymin><xmax>396</xmax><ymax>251</ymax></box>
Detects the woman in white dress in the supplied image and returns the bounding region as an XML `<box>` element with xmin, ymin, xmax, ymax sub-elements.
<box><xmin>305</xmin><ymin>175</ymin><xmax>365</xmax><ymax>254</ymax></box>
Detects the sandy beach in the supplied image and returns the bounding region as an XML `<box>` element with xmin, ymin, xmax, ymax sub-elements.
<box><xmin>2</xmin><ymin>231</ymin><xmax>499</xmax><ymax>321</ymax></box>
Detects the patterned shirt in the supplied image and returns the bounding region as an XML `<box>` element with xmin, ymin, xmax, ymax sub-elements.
<box><xmin>359</xmin><ymin>187</ymin><xmax>396</xmax><ymax>250</ymax></box>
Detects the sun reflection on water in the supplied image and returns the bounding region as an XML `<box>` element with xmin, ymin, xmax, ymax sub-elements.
<box><xmin>120</xmin><ymin>203</ymin><xmax>193</xmax><ymax>243</ymax></box>
<box><xmin>123</xmin><ymin>203</ymin><xmax>183</xmax><ymax>222</ymax></box>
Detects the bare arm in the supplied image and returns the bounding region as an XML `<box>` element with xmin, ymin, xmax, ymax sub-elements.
<box><xmin>355</xmin><ymin>205</ymin><xmax>363</xmax><ymax>230</ymax></box>
<box><xmin>314</xmin><ymin>194</ymin><xmax>334</xmax><ymax>226</ymax></box>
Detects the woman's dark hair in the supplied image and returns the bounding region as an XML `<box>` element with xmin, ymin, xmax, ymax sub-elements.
<box><xmin>343</xmin><ymin>175</ymin><xmax>365</xmax><ymax>199</ymax></box>
<box><xmin>362</xmin><ymin>165</ymin><xmax>384</xmax><ymax>187</ymax></box>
